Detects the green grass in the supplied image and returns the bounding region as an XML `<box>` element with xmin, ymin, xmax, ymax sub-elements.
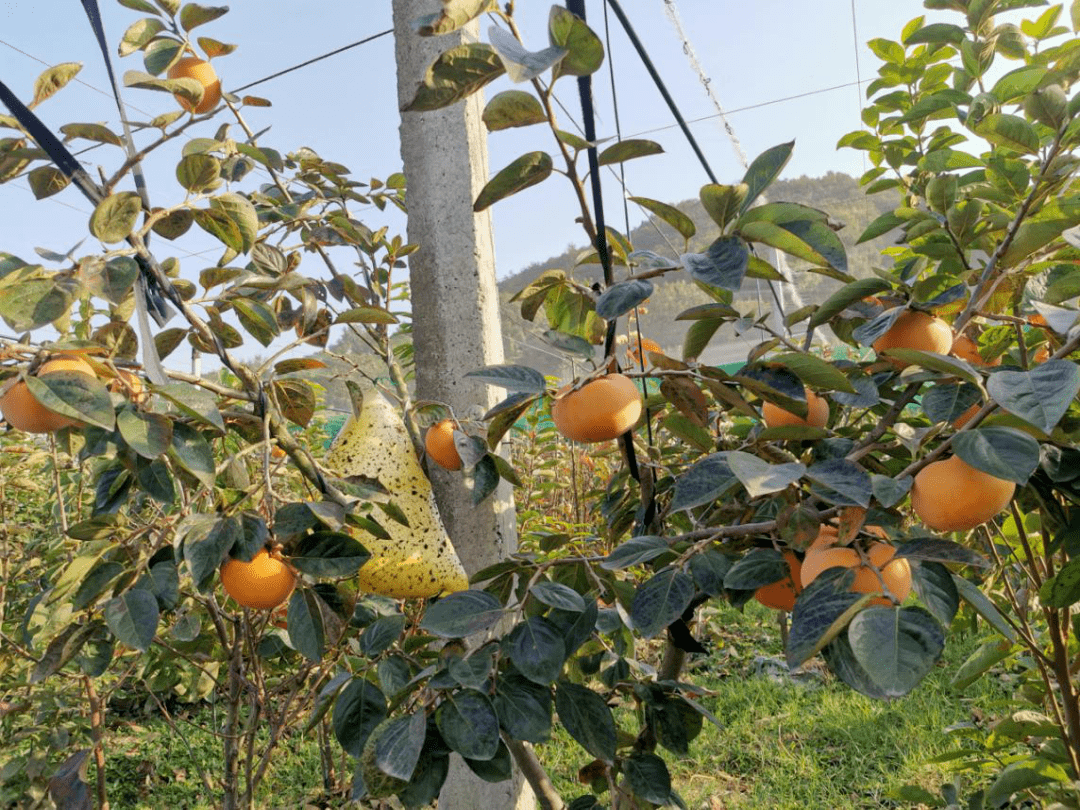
<box><xmin>86</xmin><ymin>602</ymin><xmax>1009</xmax><ymax>809</ymax></box>
<box><xmin>537</xmin><ymin>601</ymin><xmax>1011</xmax><ymax>809</ymax></box>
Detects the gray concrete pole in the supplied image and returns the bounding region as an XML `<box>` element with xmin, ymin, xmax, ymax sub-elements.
<box><xmin>392</xmin><ymin>2</ymin><xmax>535</xmax><ymax>808</ymax></box>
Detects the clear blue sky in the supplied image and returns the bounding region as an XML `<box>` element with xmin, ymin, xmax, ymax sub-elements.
<box><xmin>1</xmin><ymin>0</ymin><xmax>939</xmax><ymax>284</ymax></box>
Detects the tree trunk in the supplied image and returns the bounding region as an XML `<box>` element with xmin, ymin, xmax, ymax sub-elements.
<box><xmin>392</xmin><ymin>2</ymin><xmax>535</xmax><ymax>808</ymax></box>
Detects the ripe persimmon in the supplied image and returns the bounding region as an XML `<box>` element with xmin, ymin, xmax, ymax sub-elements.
<box><xmin>424</xmin><ymin>418</ymin><xmax>462</xmax><ymax>471</ymax></box>
<box><xmin>911</xmin><ymin>455</ymin><xmax>1015</xmax><ymax>532</ymax></box>
<box><xmin>800</xmin><ymin>541</ymin><xmax>912</xmax><ymax>606</ymax></box>
<box><xmin>754</xmin><ymin>551</ymin><xmax>802</xmax><ymax>611</ymax></box>
<box><xmin>761</xmin><ymin>390</ymin><xmax>829</xmax><ymax>429</ymax></box>
<box><xmin>552</xmin><ymin>373</ymin><xmax>643</xmax><ymax>443</ymax></box>
<box><xmin>0</xmin><ymin>355</ymin><xmax>95</xmax><ymax>433</ymax></box>
<box><xmin>167</xmin><ymin>56</ymin><xmax>221</xmax><ymax>114</ymax></box>
<box><xmin>950</xmin><ymin>333</ymin><xmax>1000</xmax><ymax>366</ymax></box>
<box><xmin>872</xmin><ymin>310</ymin><xmax>953</xmax><ymax>366</ymax></box>
<box><xmin>220</xmin><ymin>548</ymin><xmax>296</xmax><ymax>610</ymax></box>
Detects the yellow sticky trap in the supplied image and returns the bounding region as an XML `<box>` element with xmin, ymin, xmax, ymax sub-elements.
<box><xmin>326</xmin><ymin>392</ymin><xmax>469</xmax><ymax>598</ymax></box>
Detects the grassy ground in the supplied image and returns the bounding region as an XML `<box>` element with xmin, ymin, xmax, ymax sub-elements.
<box><xmin>538</xmin><ymin>600</ymin><xmax>1011</xmax><ymax>810</ymax></box>
<box><xmin>94</xmin><ymin>602</ymin><xmax>1009</xmax><ymax>809</ymax></box>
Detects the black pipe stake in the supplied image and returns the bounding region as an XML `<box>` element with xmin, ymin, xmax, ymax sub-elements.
<box><xmin>605</xmin><ymin>0</ymin><xmax>718</xmax><ymax>185</ymax></box>
<box><xmin>564</xmin><ymin>0</ymin><xmax>642</xmax><ymax>486</ymax></box>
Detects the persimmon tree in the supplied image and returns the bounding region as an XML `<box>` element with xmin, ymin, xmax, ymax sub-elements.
<box><xmin>1</xmin><ymin>1</ymin><xmax>1080</xmax><ymax>809</ymax></box>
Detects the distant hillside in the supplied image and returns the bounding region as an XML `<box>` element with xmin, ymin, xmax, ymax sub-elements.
<box><xmin>498</xmin><ymin>172</ymin><xmax>899</xmax><ymax>374</ymax></box>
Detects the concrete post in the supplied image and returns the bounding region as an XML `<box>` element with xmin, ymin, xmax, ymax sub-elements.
<box><xmin>392</xmin><ymin>2</ymin><xmax>535</xmax><ymax>808</ymax></box>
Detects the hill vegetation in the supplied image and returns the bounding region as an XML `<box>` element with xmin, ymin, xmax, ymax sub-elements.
<box><xmin>498</xmin><ymin>171</ymin><xmax>898</xmax><ymax>373</ymax></box>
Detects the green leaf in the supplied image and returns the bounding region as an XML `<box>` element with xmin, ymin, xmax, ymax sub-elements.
<box><xmin>334</xmin><ymin>306</ymin><xmax>399</xmax><ymax>326</ymax></box>
<box><xmin>770</xmin><ymin>353</ymin><xmax>857</xmax><ymax>393</ymax></box>
<box><xmin>847</xmin><ymin>606</ymin><xmax>945</xmax><ymax>697</ymax></box>
<box><xmin>787</xmin><ymin>572</ymin><xmax>866</xmax><ymax>668</ymax></box>
<box><xmin>27</xmin><ymin>166</ymin><xmax>70</xmax><ymax>200</ymax></box>
<box><xmin>681</xmin><ymin>235</ymin><xmax>749</xmax><ymax>291</ymax></box>
<box><xmin>917</xmin><ymin>149</ymin><xmax>984</xmax><ymax>172</ymax></box>
<box><xmin>209</xmin><ymin>192</ymin><xmax>257</xmax><ymax>253</ymax></box>
<box><xmin>723</xmin><ymin>548</ymin><xmax>790</xmax><ymax>590</ymax></box>
<box><xmin>182</xmin><ymin>514</ymin><xmax>238</xmax><ymax>590</ymax></box>
<box><xmin>143</xmin><ymin>38</ymin><xmax>184</xmax><ymax>75</ymax></box>
<box><xmin>332</xmin><ymin>679</ymin><xmax>386</xmax><ymax>756</ymax></box>
<box><xmin>806</xmin><ymin>458</ymin><xmax>873</xmax><ymax>507</ymax></box>
<box><xmin>630</xmin><ymin>568</ymin><xmax>694</xmax><ymax>638</ymax></box>
<box><xmin>494</xmin><ymin>674</ymin><xmax>552</xmax><ymax>743</ymax></box>
<box><xmin>505</xmin><ymin>617</ymin><xmax>566</xmax><ymax>684</ymax></box>
<box><xmin>952</xmin><ymin>427</ymin><xmax>1040</xmax><ymax>484</ymax></box>
<box><xmin>623</xmin><ymin>754</ymin><xmax>671</xmax><ymax>804</ymax></box>
<box><xmin>529</xmin><ymin>582</ymin><xmax>586</xmax><ymax>612</ymax></box>
<box><xmin>951</xmin><ymin>637</ymin><xmax>1014</xmax><ymax>689</ymax></box>
<box><xmin>437</xmin><ymin>689</ymin><xmax>501</xmax><ymax>760</ymax></box>
<box><xmin>808</xmin><ymin>278</ymin><xmax>891</xmax><ymax>329</ymax></box>
<box><xmin>681</xmin><ymin>317</ymin><xmax>724</xmax><ymax>360</ymax></box>
<box><xmin>474</xmin><ymin>151</ymin><xmax>552</xmax><ymax>211</ymax></box>
<box><xmin>464</xmin><ymin>364</ymin><xmax>547</xmax><ymax>394</ymax></box>
<box><xmin>555</xmin><ymin>681</ymin><xmax>617</xmax><ymax>762</ymax></box>
<box><xmin>419</xmin><ymin>590</ymin><xmax>503</xmax><ymax>638</ymax></box>
<box><xmin>986</xmin><ymin>757</ymin><xmax>1071</xmax><ymax>807</ymax></box>
<box><xmin>233</xmin><ymin>298</ymin><xmax>280</xmax><ymax>347</ymax></box>
<box><xmin>822</xmin><ymin>632</ymin><xmax>890</xmax><ymax>700</ymax></box>
<box><xmin>630</xmin><ymin>197</ymin><xmax>695</xmax><ymax>240</ymax></box>
<box><xmin>670</xmin><ymin>453</ymin><xmax>738</xmax><ymax>513</ymax></box>
<box><xmin>595</xmin><ymin>279</ymin><xmax>652</xmax><ymax>320</ymax></box>
<box><xmin>739</xmin><ymin>141</ymin><xmax>794</xmax><ymax>214</ymax></box>
<box><xmin>373</xmin><ymin>712</ymin><xmax>426</xmax><ymax>781</ymax></box>
<box><xmin>739</xmin><ymin>219</ymin><xmax>847</xmax><ymax>274</ymax></box>
<box><xmin>987</xmin><ymin>360</ymin><xmax>1080</xmax><ymax>433</ymax></box>
<box><xmin>26</xmin><ymin>372</ymin><xmax>114</xmax><ymax>431</ymax></box>
<box><xmin>358</xmin><ymin>615</ymin><xmax>407</xmax><ymax>658</ymax></box>
<box><xmin>597</xmin><ymin>139</ymin><xmax>663</xmax><ymax>166</ymax></box>
<box><xmin>287</xmin><ymin>587</ymin><xmax>327</xmax><ymax>662</ymax></box>
<box><xmin>549</xmin><ymin>6</ymin><xmax>604</xmax><ymax>79</ymax></box>
<box><xmin>601</xmin><ymin>536</ymin><xmax>671</xmax><ymax>571</ymax></box>
<box><xmin>90</xmin><ymin>191</ymin><xmax>142</xmax><ymax>244</ymax></box>
<box><xmin>1039</xmin><ymin>556</ymin><xmax>1080</xmax><ymax>608</ymax></box>
<box><xmin>1001</xmin><ymin>199</ymin><xmax>1080</xmax><ymax>267</ymax></box>
<box><xmin>117</xmin><ymin>407</ymin><xmax>172</xmax><ymax>458</ymax></box>
<box><xmin>119</xmin><ymin>17</ymin><xmax>166</xmax><ymax>56</ymax></box>
<box><xmin>291</xmin><ymin>531</ymin><xmax>371</xmax><ymax>578</ymax></box>
<box><xmin>173</xmin><ymin>152</ymin><xmax>220</xmax><ymax>193</ymax></box>
<box><xmin>157</xmin><ymin>382</ymin><xmax>224</xmax><ymax>431</ymax></box>
<box><xmin>857</xmin><ymin>211</ymin><xmax>906</xmax><ymax>244</ymax></box>
<box><xmin>404</xmin><ymin>43</ymin><xmax>505</xmax><ymax>112</ymax></box>
<box><xmin>904</xmin><ymin>22</ymin><xmax>965</xmax><ymax>44</ymax></box>
<box><xmin>700</xmin><ymin>183</ymin><xmax>749</xmax><ymax>231</ymax></box>
<box><xmin>727</xmin><ymin>451</ymin><xmax>806</xmax><ymax>498</ymax></box>
<box><xmin>193</xmin><ymin>208</ymin><xmax>243</xmax><ymax>252</ymax></box>
<box><xmin>179</xmin><ymin>3</ymin><xmax>227</xmax><ymax>31</ymax></box>
<box><xmin>123</xmin><ymin>68</ymin><xmax>200</xmax><ymax>103</ymax></box>
<box><xmin>31</xmin><ymin>622</ymin><xmax>100</xmax><ymax>683</ymax></box>
<box><xmin>952</xmin><ymin>574</ymin><xmax>1016</xmax><ymax>642</ymax></box>
<box><xmin>104</xmin><ymin>589</ymin><xmax>159</xmax><ymax>652</ymax></box>
<box><xmin>896</xmin><ymin>538</ymin><xmax>990</xmax><ymax>569</ymax></box>
<box><xmin>482</xmin><ymin>90</ymin><xmax>546</xmax><ymax>131</ymax></box>
<box><xmin>991</xmin><ymin>65</ymin><xmax>1048</xmax><ymax>102</ymax></box>
<box><xmin>975</xmin><ymin>113</ymin><xmax>1041</xmax><ymax>154</ymax></box>
<box><xmin>909</xmin><ymin>562</ymin><xmax>960</xmax><ymax>628</ymax></box>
